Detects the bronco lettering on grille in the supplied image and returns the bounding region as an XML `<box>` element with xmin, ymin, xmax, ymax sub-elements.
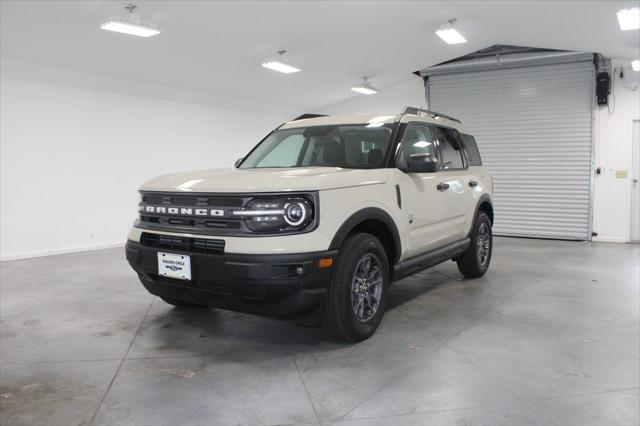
<box><xmin>139</xmin><ymin>205</ymin><xmax>224</xmax><ymax>217</ymax></box>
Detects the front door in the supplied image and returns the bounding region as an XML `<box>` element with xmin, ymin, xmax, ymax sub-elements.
<box><xmin>393</xmin><ymin>123</ymin><xmax>459</xmax><ymax>258</ymax></box>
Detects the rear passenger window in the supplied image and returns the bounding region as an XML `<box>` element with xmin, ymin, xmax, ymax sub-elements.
<box><xmin>434</xmin><ymin>127</ymin><xmax>465</xmax><ymax>170</ymax></box>
<box><xmin>461</xmin><ymin>134</ymin><xmax>482</xmax><ymax>166</ymax></box>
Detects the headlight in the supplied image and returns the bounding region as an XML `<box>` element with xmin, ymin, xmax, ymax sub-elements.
<box><xmin>283</xmin><ymin>200</ymin><xmax>310</xmax><ymax>226</ymax></box>
<box><xmin>232</xmin><ymin>195</ymin><xmax>315</xmax><ymax>233</ymax></box>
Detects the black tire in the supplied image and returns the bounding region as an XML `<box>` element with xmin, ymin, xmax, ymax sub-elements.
<box><xmin>160</xmin><ymin>296</ymin><xmax>204</xmax><ymax>309</ymax></box>
<box><xmin>321</xmin><ymin>233</ymin><xmax>389</xmax><ymax>342</ymax></box>
<box><xmin>456</xmin><ymin>212</ymin><xmax>493</xmax><ymax>278</ymax></box>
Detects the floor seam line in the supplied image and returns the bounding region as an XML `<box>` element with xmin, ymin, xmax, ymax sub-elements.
<box><xmin>331</xmin><ymin>339</ymin><xmax>448</xmax><ymax>423</ymax></box>
<box><xmin>88</xmin><ymin>297</ymin><xmax>155</xmax><ymax>425</ymax></box>
<box><xmin>340</xmin><ymin>385</ymin><xmax>640</xmax><ymax>422</ymax></box>
<box><xmin>335</xmin><ymin>291</ymin><xmax>520</xmax><ymax>423</ymax></box>
<box><xmin>433</xmin><ymin>269</ymin><xmax>508</xmax><ymax>302</ymax></box>
<box><xmin>332</xmin><ymin>271</ymin><xmax>522</xmax><ymax>423</ymax></box>
<box><xmin>292</xmin><ymin>355</ymin><xmax>322</xmax><ymax>426</ymax></box>
<box><xmin>0</xmin><ymin>358</ymin><xmax>128</xmax><ymax>365</ymax></box>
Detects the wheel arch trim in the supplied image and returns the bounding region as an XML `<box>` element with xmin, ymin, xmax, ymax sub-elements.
<box><xmin>329</xmin><ymin>207</ymin><xmax>402</xmax><ymax>264</ymax></box>
<box><xmin>474</xmin><ymin>193</ymin><xmax>494</xmax><ymax>224</ymax></box>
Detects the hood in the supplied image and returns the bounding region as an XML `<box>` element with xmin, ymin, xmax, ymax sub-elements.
<box><xmin>140</xmin><ymin>167</ymin><xmax>389</xmax><ymax>193</ymax></box>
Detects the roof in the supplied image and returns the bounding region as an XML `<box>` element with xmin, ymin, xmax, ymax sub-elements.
<box><xmin>280</xmin><ymin>112</ymin><xmax>468</xmax><ymax>133</ymax></box>
<box><xmin>280</xmin><ymin>114</ymin><xmax>398</xmax><ymax>129</ymax></box>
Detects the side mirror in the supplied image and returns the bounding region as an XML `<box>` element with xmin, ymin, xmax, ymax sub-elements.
<box><xmin>234</xmin><ymin>158</ymin><xmax>244</xmax><ymax>168</ymax></box>
<box><xmin>406</xmin><ymin>153</ymin><xmax>438</xmax><ymax>173</ymax></box>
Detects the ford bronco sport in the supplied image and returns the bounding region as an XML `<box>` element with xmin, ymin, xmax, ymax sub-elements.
<box><xmin>126</xmin><ymin>107</ymin><xmax>494</xmax><ymax>341</ymax></box>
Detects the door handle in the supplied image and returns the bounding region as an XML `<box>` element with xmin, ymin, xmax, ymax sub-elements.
<box><xmin>437</xmin><ymin>182</ymin><xmax>450</xmax><ymax>191</ymax></box>
<box><xmin>469</xmin><ymin>180</ymin><xmax>478</xmax><ymax>187</ymax></box>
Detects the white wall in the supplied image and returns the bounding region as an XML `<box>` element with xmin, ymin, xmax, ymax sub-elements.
<box><xmin>316</xmin><ymin>77</ymin><xmax>427</xmax><ymax>115</ymax></box>
<box><xmin>0</xmin><ymin>61</ymin><xmax>294</xmax><ymax>260</ymax></box>
<box><xmin>593</xmin><ymin>59</ymin><xmax>640</xmax><ymax>243</ymax></box>
<box><xmin>2</xmin><ymin>58</ymin><xmax>636</xmax><ymax>260</ymax></box>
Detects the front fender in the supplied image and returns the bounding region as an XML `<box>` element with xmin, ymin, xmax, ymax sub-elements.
<box><xmin>318</xmin><ymin>184</ymin><xmax>404</xmax><ymax>263</ymax></box>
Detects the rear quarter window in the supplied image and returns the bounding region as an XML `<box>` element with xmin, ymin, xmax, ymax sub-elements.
<box><xmin>461</xmin><ymin>134</ymin><xmax>482</xmax><ymax>166</ymax></box>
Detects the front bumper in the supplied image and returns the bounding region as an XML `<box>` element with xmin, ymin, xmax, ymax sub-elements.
<box><xmin>125</xmin><ymin>240</ymin><xmax>337</xmax><ymax>318</ymax></box>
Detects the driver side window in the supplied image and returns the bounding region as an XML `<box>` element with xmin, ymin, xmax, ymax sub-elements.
<box><xmin>397</xmin><ymin>123</ymin><xmax>437</xmax><ymax>169</ymax></box>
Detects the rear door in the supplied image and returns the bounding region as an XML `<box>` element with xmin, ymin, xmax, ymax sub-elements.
<box><xmin>458</xmin><ymin>132</ymin><xmax>492</xmax><ymax>233</ymax></box>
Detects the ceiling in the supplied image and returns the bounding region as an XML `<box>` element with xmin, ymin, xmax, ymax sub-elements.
<box><xmin>1</xmin><ymin>0</ymin><xmax>638</xmax><ymax>111</ymax></box>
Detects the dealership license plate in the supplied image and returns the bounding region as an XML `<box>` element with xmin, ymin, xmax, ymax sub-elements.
<box><xmin>157</xmin><ymin>252</ymin><xmax>191</xmax><ymax>280</ymax></box>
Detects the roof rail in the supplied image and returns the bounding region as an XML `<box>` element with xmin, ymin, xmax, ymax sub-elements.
<box><xmin>402</xmin><ymin>107</ymin><xmax>461</xmax><ymax>124</ymax></box>
<box><xmin>292</xmin><ymin>113</ymin><xmax>328</xmax><ymax>121</ymax></box>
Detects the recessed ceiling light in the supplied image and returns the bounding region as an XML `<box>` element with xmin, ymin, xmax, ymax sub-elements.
<box><xmin>617</xmin><ymin>8</ymin><xmax>640</xmax><ymax>31</ymax></box>
<box><xmin>435</xmin><ymin>18</ymin><xmax>467</xmax><ymax>44</ymax></box>
<box><xmin>261</xmin><ymin>51</ymin><xmax>301</xmax><ymax>74</ymax></box>
<box><xmin>101</xmin><ymin>4</ymin><xmax>160</xmax><ymax>38</ymax></box>
<box><xmin>632</xmin><ymin>60</ymin><xmax>640</xmax><ymax>71</ymax></box>
<box><xmin>351</xmin><ymin>77</ymin><xmax>380</xmax><ymax>95</ymax></box>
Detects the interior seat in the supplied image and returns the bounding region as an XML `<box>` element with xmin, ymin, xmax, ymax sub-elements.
<box><xmin>323</xmin><ymin>142</ymin><xmax>345</xmax><ymax>166</ymax></box>
<box><xmin>367</xmin><ymin>148</ymin><xmax>383</xmax><ymax>167</ymax></box>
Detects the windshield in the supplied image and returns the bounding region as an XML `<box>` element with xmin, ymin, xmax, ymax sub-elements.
<box><xmin>239</xmin><ymin>124</ymin><xmax>395</xmax><ymax>169</ymax></box>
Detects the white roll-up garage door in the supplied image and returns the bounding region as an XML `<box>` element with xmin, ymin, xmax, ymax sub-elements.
<box><xmin>427</xmin><ymin>60</ymin><xmax>594</xmax><ymax>240</ymax></box>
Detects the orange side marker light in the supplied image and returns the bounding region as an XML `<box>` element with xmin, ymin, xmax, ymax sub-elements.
<box><xmin>318</xmin><ymin>258</ymin><xmax>334</xmax><ymax>268</ymax></box>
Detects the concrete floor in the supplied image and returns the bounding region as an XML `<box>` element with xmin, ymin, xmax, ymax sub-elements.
<box><xmin>0</xmin><ymin>237</ymin><xmax>638</xmax><ymax>426</ymax></box>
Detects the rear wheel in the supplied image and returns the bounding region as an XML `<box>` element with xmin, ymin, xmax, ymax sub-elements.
<box><xmin>456</xmin><ymin>212</ymin><xmax>492</xmax><ymax>278</ymax></box>
<box><xmin>321</xmin><ymin>233</ymin><xmax>389</xmax><ymax>342</ymax></box>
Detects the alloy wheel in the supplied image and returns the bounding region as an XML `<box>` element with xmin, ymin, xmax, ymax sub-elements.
<box><xmin>477</xmin><ymin>222</ymin><xmax>491</xmax><ymax>266</ymax></box>
<box><xmin>351</xmin><ymin>253</ymin><xmax>384</xmax><ymax>322</ymax></box>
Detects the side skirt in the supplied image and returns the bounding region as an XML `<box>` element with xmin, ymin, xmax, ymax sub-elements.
<box><xmin>392</xmin><ymin>238</ymin><xmax>470</xmax><ymax>282</ymax></box>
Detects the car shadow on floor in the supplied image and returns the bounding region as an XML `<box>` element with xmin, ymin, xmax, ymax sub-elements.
<box><xmin>385</xmin><ymin>268</ymin><xmax>454</xmax><ymax>312</ymax></box>
<box><xmin>137</xmin><ymin>268</ymin><xmax>455</xmax><ymax>357</ymax></box>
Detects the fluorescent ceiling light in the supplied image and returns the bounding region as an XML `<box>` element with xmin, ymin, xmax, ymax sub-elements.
<box><xmin>436</xmin><ymin>27</ymin><xmax>467</xmax><ymax>44</ymax></box>
<box><xmin>262</xmin><ymin>50</ymin><xmax>301</xmax><ymax>74</ymax></box>
<box><xmin>351</xmin><ymin>77</ymin><xmax>379</xmax><ymax>95</ymax></box>
<box><xmin>436</xmin><ymin>18</ymin><xmax>467</xmax><ymax>44</ymax></box>
<box><xmin>632</xmin><ymin>60</ymin><xmax>640</xmax><ymax>71</ymax></box>
<box><xmin>617</xmin><ymin>8</ymin><xmax>640</xmax><ymax>31</ymax></box>
<box><xmin>101</xmin><ymin>20</ymin><xmax>160</xmax><ymax>37</ymax></box>
<box><xmin>261</xmin><ymin>61</ymin><xmax>300</xmax><ymax>74</ymax></box>
<box><xmin>351</xmin><ymin>86</ymin><xmax>379</xmax><ymax>95</ymax></box>
<box><xmin>101</xmin><ymin>4</ymin><xmax>160</xmax><ymax>38</ymax></box>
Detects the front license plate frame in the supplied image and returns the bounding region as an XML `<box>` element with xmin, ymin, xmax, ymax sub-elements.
<box><xmin>157</xmin><ymin>252</ymin><xmax>192</xmax><ymax>281</ymax></box>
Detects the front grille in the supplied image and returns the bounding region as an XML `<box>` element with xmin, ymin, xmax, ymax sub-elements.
<box><xmin>140</xmin><ymin>232</ymin><xmax>225</xmax><ymax>255</ymax></box>
<box><xmin>141</xmin><ymin>193</ymin><xmax>243</xmax><ymax>207</ymax></box>
<box><xmin>137</xmin><ymin>191</ymin><xmax>248</xmax><ymax>235</ymax></box>
<box><xmin>136</xmin><ymin>190</ymin><xmax>319</xmax><ymax>237</ymax></box>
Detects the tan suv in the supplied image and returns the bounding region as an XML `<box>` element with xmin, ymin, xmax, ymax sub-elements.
<box><xmin>126</xmin><ymin>107</ymin><xmax>494</xmax><ymax>341</ymax></box>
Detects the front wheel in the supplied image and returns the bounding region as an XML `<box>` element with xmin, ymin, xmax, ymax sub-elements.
<box><xmin>456</xmin><ymin>212</ymin><xmax>493</xmax><ymax>278</ymax></box>
<box><xmin>321</xmin><ymin>233</ymin><xmax>389</xmax><ymax>342</ymax></box>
